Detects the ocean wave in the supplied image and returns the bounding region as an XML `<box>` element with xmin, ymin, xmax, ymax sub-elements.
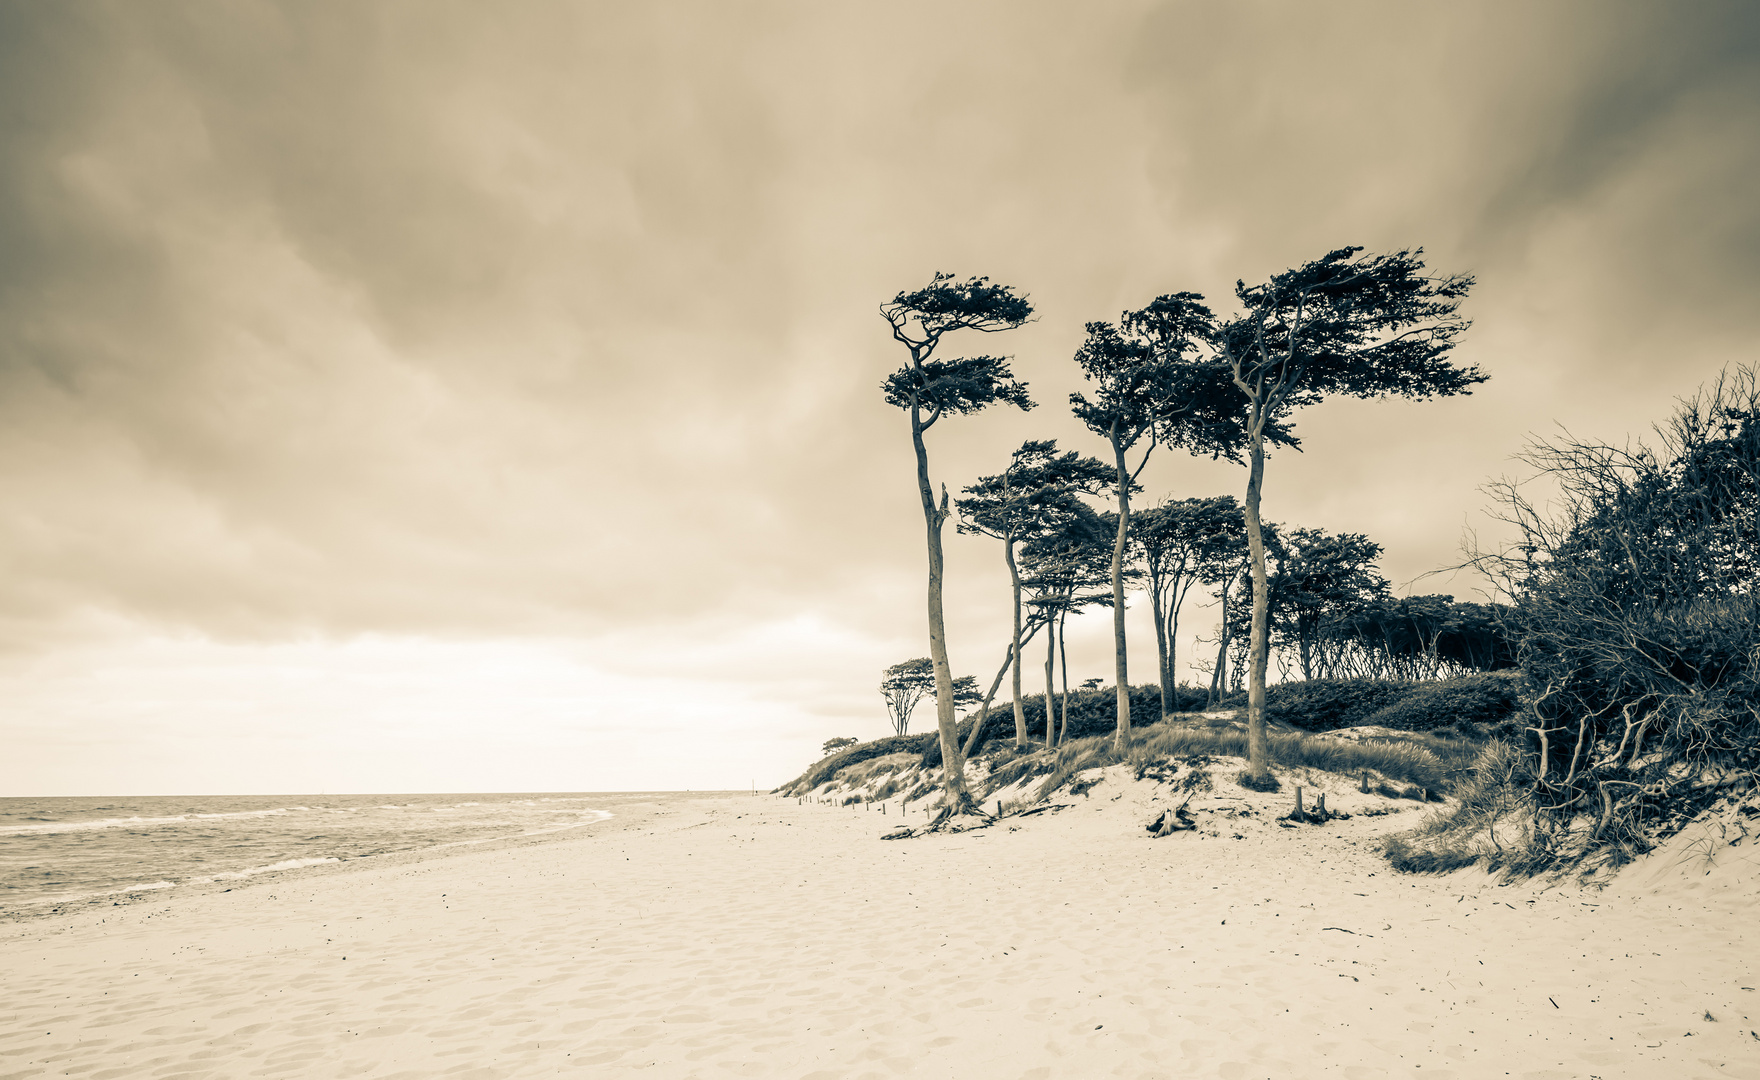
<box><xmin>0</xmin><ymin>806</ymin><xmax>312</xmax><ymax>836</ymax></box>
<box><xmin>200</xmin><ymin>856</ymin><xmax>341</xmax><ymax>881</ymax></box>
<box><xmin>116</xmin><ymin>880</ymin><xmax>177</xmax><ymax>893</ymax></box>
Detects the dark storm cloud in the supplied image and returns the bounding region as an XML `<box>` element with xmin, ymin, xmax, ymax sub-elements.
<box><xmin>0</xmin><ymin>0</ymin><xmax>1755</xmax><ymax>658</ymax></box>
<box><xmin>1120</xmin><ymin>0</ymin><xmax>1760</xmax><ymax>360</ymax></box>
<box><xmin>0</xmin><ymin>1</ymin><xmax>851</xmax><ymax>643</ymax></box>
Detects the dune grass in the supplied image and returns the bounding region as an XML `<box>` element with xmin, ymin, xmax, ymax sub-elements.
<box><xmin>976</xmin><ymin>724</ymin><xmax>1465</xmax><ymax>804</ymax></box>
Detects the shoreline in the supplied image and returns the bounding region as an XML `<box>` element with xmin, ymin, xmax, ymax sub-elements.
<box><xmin>3</xmin><ymin>786</ymin><xmax>1755</xmax><ymax>1078</ymax></box>
<box><xmin>0</xmin><ymin>790</ymin><xmax>743</xmax><ymax>926</ymax></box>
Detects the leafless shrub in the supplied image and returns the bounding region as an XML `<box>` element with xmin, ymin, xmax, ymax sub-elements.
<box><xmin>1423</xmin><ymin>364</ymin><xmax>1760</xmax><ymax>874</ymax></box>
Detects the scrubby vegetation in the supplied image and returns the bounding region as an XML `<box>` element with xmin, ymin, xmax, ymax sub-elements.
<box><xmin>1386</xmin><ymin>367</ymin><xmax>1760</xmax><ymax>877</ymax></box>
<box><xmin>783</xmin><ymin>718</ymin><xmax>1471</xmax><ymax>812</ymax></box>
<box><xmin>1000</xmin><ymin>727</ymin><xmax>1459</xmax><ymax>805</ymax></box>
<box><xmin>1357</xmin><ymin>670</ymin><xmax>1527</xmax><ymax>733</ymax></box>
<box><xmin>779</xmin><ymin>733</ymin><xmax>934</xmax><ymax>795</ymax></box>
<box><xmin>1220</xmin><ymin>679</ymin><xmax>1413</xmax><ymax>732</ymax></box>
<box><xmin>923</xmin><ymin>683</ymin><xmax>1211</xmax><ymax>767</ymax></box>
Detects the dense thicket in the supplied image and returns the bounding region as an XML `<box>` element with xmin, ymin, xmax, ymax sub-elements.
<box><xmin>1315</xmin><ymin>596</ymin><xmax>1516</xmax><ymax>679</ymax></box>
<box><xmin>1358</xmin><ymin>671</ymin><xmax>1526</xmax><ymax>733</ymax></box>
<box><xmin>1393</xmin><ymin>365</ymin><xmax>1760</xmax><ymax>874</ymax></box>
<box><xmin>1220</xmin><ymin>679</ymin><xmax>1413</xmax><ymax>732</ymax></box>
<box><xmin>1491</xmin><ymin>367</ymin><xmax>1759</xmax><ymax>855</ymax></box>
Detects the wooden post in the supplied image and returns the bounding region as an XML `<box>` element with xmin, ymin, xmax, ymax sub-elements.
<box><xmin>996</xmin><ymin>800</ymin><xmax>1002</xmax><ymax>818</ymax></box>
<box><xmin>1361</xmin><ymin>771</ymin><xmax>1369</xmax><ymax>793</ymax></box>
<box><xmin>1294</xmin><ymin>786</ymin><xmax>1304</xmax><ymax>821</ymax></box>
<box><xmin>1316</xmin><ymin>793</ymin><xmax>1326</xmax><ymax>820</ymax></box>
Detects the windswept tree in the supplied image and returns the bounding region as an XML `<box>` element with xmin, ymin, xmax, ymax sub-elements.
<box><xmin>957</xmin><ymin>440</ymin><xmax>1113</xmax><ymax>746</ymax></box>
<box><xmin>1130</xmin><ymin>495</ymin><xmax>1249</xmax><ymax>718</ymax></box>
<box><xmin>1314</xmin><ymin>595</ymin><xmax>1515</xmax><ymax>680</ymax></box>
<box><xmin>1218</xmin><ymin>247</ymin><xmax>1479</xmax><ymax>784</ymax></box>
<box><xmin>947</xmin><ymin>675</ymin><xmax>982</xmax><ymax>713</ymax></box>
<box><xmin>881</xmin><ymin>274</ymin><xmax>1034</xmax><ymax>812</ymax></box>
<box><xmin>880</xmin><ymin>659</ymin><xmax>981</xmax><ymax>736</ymax></box>
<box><xmin>1268</xmin><ymin>527</ymin><xmax>1390</xmax><ymax>682</ymax></box>
<box><xmin>1071</xmin><ymin>295</ymin><xmax>1251</xmax><ymax>751</ymax></box>
<box><xmin>879</xmin><ymin>658</ymin><xmax>936</xmax><ymax>736</ymax></box>
<box><xmin>1020</xmin><ymin>502</ymin><xmax>1119</xmax><ymax>746</ymax></box>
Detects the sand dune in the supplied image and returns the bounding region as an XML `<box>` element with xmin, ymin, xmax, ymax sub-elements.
<box><xmin>2</xmin><ymin>778</ymin><xmax>1755</xmax><ymax>1079</ymax></box>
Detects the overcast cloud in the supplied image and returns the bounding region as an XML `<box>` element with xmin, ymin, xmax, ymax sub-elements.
<box><xmin>2</xmin><ymin>1</ymin><xmax>1756</xmax><ymax>794</ymax></box>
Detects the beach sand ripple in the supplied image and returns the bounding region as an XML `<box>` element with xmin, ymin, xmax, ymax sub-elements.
<box><xmin>2</xmin><ymin>783</ymin><xmax>1754</xmax><ymax>1078</ymax></box>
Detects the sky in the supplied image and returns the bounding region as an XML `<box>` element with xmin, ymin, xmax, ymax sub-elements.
<box><xmin>2</xmin><ymin>1</ymin><xmax>1757</xmax><ymax>795</ymax></box>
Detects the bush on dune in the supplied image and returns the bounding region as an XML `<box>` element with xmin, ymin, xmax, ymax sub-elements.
<box><xmin>985</xmin><ymin>724</ymin><xmax>1459</xmax><ymax>804</ymax></box>
<box><xmin>778</xmin><ymin>683</ymin><xmax>1488</xmax><ymax>804</ymax></box>
<box><xmin>923</xmin><ymin>683</ymin><xmax>1208</xmax><ymax>767</ymax></box>
<box><xmin>777</xmin><ymin>733</ymin><xmax>935</xmax><ymax>795</ymax></box>
<box><xmin>1221</xmin><ymin>679</ymin><xmax>1415</xmax><ymax>731</ymax></box>
<box><xmin>1357</xmin><ymin>670</ymin><xmax>1527</xmax><ymax>733</ymax></box>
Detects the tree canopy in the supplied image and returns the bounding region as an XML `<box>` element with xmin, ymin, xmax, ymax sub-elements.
<box><xmin>1130</xmin><ymin>495</ymin><xmax>1248</xmax><ymax>716</ymax></box>
<box><xmin>1217</xmin><ymin>246</ymin><xmax>1481</xmax><ymax>782</ymax></box>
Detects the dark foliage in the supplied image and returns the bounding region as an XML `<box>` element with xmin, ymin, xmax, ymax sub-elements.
<box><xmin>1484</xmin><ymin>369</ymin><xmax>1760</xmax><ymax>841</ymax></box>
<box><xmin>1317</xmin><ymin>595</ymin><xmax>1517</xmax><ymax>679</ymax></box>
<box><xmin>1386</xmin><ymin>365</ymin><xmax>1760</xmax><ymax>877</ymax></box>
<box><xmin>1356</xmin><ymin>671</ymin><xmax>1528</xmax><ymax>733</ymax></box>
<box><xmin>1221</xmin><ymin>679</ymin><xmax>1415</xmax><ymax>732</ymax></box>
<box><xmin>1217</xmin><ymin>247</ymin><xmax>1480</xmax><ymax>411</ymax></box>
<box><xmin>880</xmin><ymin>356</ymin><xmax>1033</xmax><ymax>418</ymax></box>
<box><xmin>1265</xmin><ymin>527</ymin><xmax>1389</xmax><ymax>681</ymax></box>
<box><xmin>1069</xmin><ymin>305</ymin><xmax>1251</xmax><ymax>465</ymax></box>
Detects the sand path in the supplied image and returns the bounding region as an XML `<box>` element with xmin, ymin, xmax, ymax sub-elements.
<box><xmin>2</xmin><ymin>786</ymin><xmax>1754</xmax><ymax>1079</ymax></box>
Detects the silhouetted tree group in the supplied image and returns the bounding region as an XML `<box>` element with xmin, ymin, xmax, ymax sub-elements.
<box><xmin>880</xmin><ymin>248</ymin><xmax>1483</xmax><ymax>812</ymax></box>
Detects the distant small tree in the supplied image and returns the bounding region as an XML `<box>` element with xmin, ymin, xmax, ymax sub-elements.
<box><xmin>1217</xmin><ymin>247</ymin><xmax>1479</xmax><ymax>783</ymax></box>
<box><xmin>1131</xmin><ymin>495</ymin><xmax>1247</xmax><ymax>717</ymax></box>
<box><xmin>822</xmin><ymin>736</ymin><xmax>858</xmax><ymax>755</ymax></box>
<box><xmin>957</xmin><ymin>440</ymin><xmax>1113</xmax><ymax>746</ymax></box>
<box><xmin>1268</xmin><ymin>527</ymin><xmax>1389</xmax><ymax>681</ymax></box>
<box><xmin>879</xmin><ymin>662</ymin><xmax>985</xmax><ymax>738</ymax></box>
<box><xmin>1021</xmin><ymin>502</ymin><xmax>1119</xmax><ymax>746</ymax></box>
<box><xmin>1071</xmin><ymin>295</ymin><xmax>1250</xmax><ymax>752</ymax></box>
<box><xmin>880</xmin><ymin>658</ymin><xmax>936</xmax><ymax>736</ymax></box>
<box><xmin>948</xmin><ymin>675</ymin><xmax>982</xmax><ymax>713</ymax></box>
<box><xmin>881</xmin><ymin>274</ymin><xmax>1034</xmax><ymax>813</ymax></box>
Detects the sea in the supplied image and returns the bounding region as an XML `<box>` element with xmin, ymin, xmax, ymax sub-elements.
<box><xmin>0</xmin><ymin>791</ymin><xmax>679</xmax><ymax>919</ymax></box>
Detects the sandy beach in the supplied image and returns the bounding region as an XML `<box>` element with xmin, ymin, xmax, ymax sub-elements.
<box><xmin>3</xmin><ymin>781</ymin><xmax>1755</xmax><ymax>1080</ymax></box>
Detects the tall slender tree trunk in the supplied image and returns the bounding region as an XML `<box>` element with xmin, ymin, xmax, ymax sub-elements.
<box><xmin>1057</xmin><ymin>607</ymin><xmax>1071</xmax><ymax>746</ymax></box>
<box><xmin>910</xmin><ymin>403</ymin><xmax>972</xmax><ymax>810</ymax></box>
<box><xmin>962</xmin><ymin>639</ymin><xmax>1017</xmax><ymax>758</ymax></box>
<box><xmin>1108</xmin><ymin>429</ymin><xmax>1133</xmax><ymax>753</ymax></box>
<box><xmin>1207</xmin><ymin>577</ymin><xmax>1231</xmax><ymax>709</ymax></box>
<box><xmin>1043</xmin><ymin>616</ymin><xmax>1057</xmax><ymax>749</ymax></box>
<box><xmin>1167</xmin><ymin>598</ymin><xmax>1181</xmax><ymax>716</ymax></box>
<box><xmin>1006</xmin><ymin>538</ymin><xmax>1027</xmax><ymax>747</ymax></box>
<box><xmin>1149</xmin><ymin>579</ymin><xmax>1171</xmax><ymax>719</ymax></box>
<box><xmin>1242</xmin><ymin>421</ymin><xmax>1272</xmax><ymax>783</ymax></box>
